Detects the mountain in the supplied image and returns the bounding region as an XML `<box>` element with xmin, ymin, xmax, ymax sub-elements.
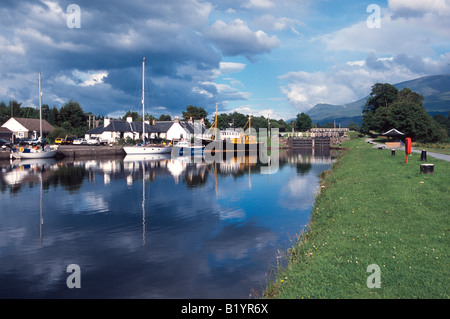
<box><xmin>306</xmin><ymin>74</ymin><xmax>450</xmax><ymax>126</ymax></box>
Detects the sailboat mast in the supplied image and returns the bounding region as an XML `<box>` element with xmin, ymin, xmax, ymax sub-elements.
<box><xmin>142</xmin><ymin>57</ymin><xmax>145</xmax><ymax>144</ymax></box>
<box><xmin>39</xmin><ymin>72</ymin><xmax>42</xmax><ymax>140</ymax></box>
<box><xmin>214</xmin><ymin>102</ymin><xmax>218</xmax><ymax>140</ymax></box>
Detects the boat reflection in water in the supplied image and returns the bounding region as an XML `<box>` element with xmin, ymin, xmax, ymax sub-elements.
<box><xmin>0</xmin><ymin>148</ymin><xmax>338</xmax><ymax>298</ymax></box>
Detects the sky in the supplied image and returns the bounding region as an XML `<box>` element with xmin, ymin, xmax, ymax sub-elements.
<box><xmin>0</xmin><ymin>0</ymin><xmax>449</xmax><ymax>121</ymax></box>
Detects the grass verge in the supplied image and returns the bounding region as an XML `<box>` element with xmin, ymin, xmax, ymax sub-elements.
<box><xmin>265</xmin><ymin>138</ymin><xmax>449</xmax><ymax>299</ymax></box>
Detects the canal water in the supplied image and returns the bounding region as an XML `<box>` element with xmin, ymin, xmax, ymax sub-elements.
<box><xmin>0</xmin><ymin>149</ymin><xmax>336</xmax><ymax>299</ymax></box>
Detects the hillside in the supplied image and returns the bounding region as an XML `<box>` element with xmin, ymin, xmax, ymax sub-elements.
<box><xmin>306</xmin><ymin>74</ymin><xmax>450</xmax><ymax>125</ymax></box>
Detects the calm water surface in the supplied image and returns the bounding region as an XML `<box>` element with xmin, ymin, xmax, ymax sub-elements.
<box><xmin>0</xmin><ymin>149</ymin><xmax>335</xmax><ymax>298</ymax></box>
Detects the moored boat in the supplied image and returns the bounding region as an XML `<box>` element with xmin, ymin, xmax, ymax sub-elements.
<box><xmin>201</xmin><ymin>107</ymin><xmax>263</xmax><ymax>153</ymax></box>
<box><xmin>11</xmin><ymin>145</ymin><xmax>59</xmax><ymax>159</ymax></box>
<box><xmin>172</xmin><ymin>140</ymin><xmax>205</xmax><ymax>156</ymax></box>
<box><xmin>123</xmin><ymin>58</ymin><xmax>172</xmax><ymax>155</ymax></box>
<box><xmin>12</xmin><ymin>73</ymin><xmax>58</xmax><ymax>160</ymax></box>
<box><xmin>123</xmin><ymin>144</ymin><xmax>172</xmax><ymax>155</ymax></box>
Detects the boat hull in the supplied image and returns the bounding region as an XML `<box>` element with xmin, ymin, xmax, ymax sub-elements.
<box><xmin>12</xmin><ymin>149</ymin><xmax>58</xmax><ymax>159</ymax></box>
<box><xmin>173</xmin><ymin>146</ymin><xmax>205</xmax><ymax>156</ymax></box>
<box><xmin>123</xmin><ymin>145</ymin><xmax>172</xmax><ymax>155</ymax></box>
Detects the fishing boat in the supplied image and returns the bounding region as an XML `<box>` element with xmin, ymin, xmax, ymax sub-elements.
<box><xmin>200</xmin><ymin>105</ymin><xmax>262</xmax><ymax>153</ymax></box>
<box><xmin>11</xmin><ymin>72</ymin><xmax>58</xmax><ymax>160</ymax></box>
<box><xmin>123</xmin><ymin>58</ymin><xmax>172</xmax><ymax>155</ymax></box>
<box><xmin>172</xmin><ymin>140</ymin><xmax>205</xmax><ymax>156</ymax></box>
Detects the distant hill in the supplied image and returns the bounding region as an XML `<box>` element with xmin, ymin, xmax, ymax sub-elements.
<box><xmin>306</xmin><ymin>74</ymin><xmax>450</xmax><ymax>126</ymax></box>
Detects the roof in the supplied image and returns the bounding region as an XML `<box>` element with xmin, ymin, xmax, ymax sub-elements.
<box><xmin>383</xmin><ymin>128</ymin><xmax>405</xmax><ymax>137</ymax></box>
<box><xmin>153</xmin><ymin>121</ymin><xmax>173</xmax><ymax>133</ymax></box>
<box><xmin>86</xmin><ymin>120</ymin><xmax>206</xmax><ymax>135</ymax></box>
<box><xmin>86</xmin><ymin>120</ymin><xmax>158</xmax><ymax>134</ymax></box>
<box><xmin>6</xmin><ymin>117</ymin><xmax>54</xmax><ymax>132</ymax></box>
<box><xmin>180</xmin><ymin>122</ymin><xmax>205</xmax><ymax>134</ymax></box>
<box><xmin>0</xmin><ymin>127</ymin><xmax>12</xmax><ymax>133</ymax></box>
<box><xmin>86</xmin><ymin>125</ymin><xmax>106</xmax><ymax>135</ymax></box>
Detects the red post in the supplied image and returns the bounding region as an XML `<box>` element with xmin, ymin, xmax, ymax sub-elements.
<box><xmin>405</xmin><ymin>138</ymin><xmax>411</xmax><ymax>164</ymax></box>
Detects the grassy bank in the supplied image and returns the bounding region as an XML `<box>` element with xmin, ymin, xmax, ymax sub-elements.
<box><xmin>265</xmin><ymin>138</ymin><xmax>449</xmax><ymax>299</ymax></box>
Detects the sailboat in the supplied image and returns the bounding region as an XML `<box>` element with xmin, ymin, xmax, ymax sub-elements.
<box><xmin>123</xmin><ymin>58</ymin><xmax>172</xmax><ymax>155</ymax></box>
<box><xmin>11</xmin><ymin>72</ymin><xmax>58</xmax><ymax>159</ymax></box>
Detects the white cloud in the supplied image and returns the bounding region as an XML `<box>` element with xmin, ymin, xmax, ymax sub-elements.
<box><xmin>389</xmin><ymin>0</ymin><xmax>450</xmax><ymax>16</ymax></box>
<box><xmin>205</xmin><ymin>19</ymin><xmax>279</xmax><ymax>61</ymax></box>
<box><xmin>200</xmin><ymin>81</ymin><xmax>252</xmax><ymax>101</ymax></box>
<box><xmin>73</xmin><ymin>70</ymin><xmax>108</xmax><ymax>87</ymax></box>
<box><xmin>280</xmin><ymin>71</ymin><xmax>359</xmax><ymax>112</ymax></box>
<box><xmin>253</xmin><ymin>15</ymin><xmax>304</xmax><ymax>32</ymax></box>
<box><xmin>318</xmin><ymin>4</ymin><xmax>450</xmax><ymax>57</ymax></box>
<box><xmin>56</xmin><ymin>70</ymin><xmax>108</xmax><ymax>87</ymax></box>
<box><xmin>242</xmin><ymin>0</ymin><xmax>275</xmax><ymax>9</ymax></box>
<box><xmin>279</xmin><ymin>52</ymin><xmax>450</xmax><ymax>112</ymax></box>
<box><xmin>0</xmin><ymin>35</ymin><xmax>25</xmax><ymax>55</ymax></box>
<box><xmin>219</xmin><ymin>62</ymin><xmax>246</xmax><ymax>74</ymax></box>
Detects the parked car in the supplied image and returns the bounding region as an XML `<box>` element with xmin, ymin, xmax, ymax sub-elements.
<box><xmin>86</xmin><ymin>137</ymin><xmax>100</xmax><ymax>145</ymax></box>
<box><xmin>61</xmin><ymin>136</ymin><xmax>77</xmax><ymax>145</ymax></box>
<box><xmin>73</xmin><ymin>138</ymin><xmax>87</xmax><ymax>145</ymax></box>
<box><xmin>55</xmin><ymin>138</ymin><xmax>63</xmax><ymax>144</ymax></box>
<box><xmin>0</xmin><ymin>138</ymin><xmax>12</xmax><ymax>148</ymax></box>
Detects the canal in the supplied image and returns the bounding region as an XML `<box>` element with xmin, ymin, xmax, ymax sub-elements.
<box><xmin>0</xmin><ymin>149</ymin><xmax>336</xmax><ymax>298</ymax></box>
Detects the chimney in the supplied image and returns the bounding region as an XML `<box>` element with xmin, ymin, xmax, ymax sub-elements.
<box><xmin>104</xmin><ymin>118</ymin><xmax>110</xmax><ymax>127</ymax></box>
<box><xmin>152</xmin><ymin>119</ymin><xmax>156</xmax><ymax>125</ymax></box>
<box><xmin>126</xmin><ymin>116</ymin><xmax>133</xmax><ymax>123</ymax></box>
<box><xmin>174</xmin><ymin>116</ymin><xmax>179</xmax><ymax>123</ymax></box>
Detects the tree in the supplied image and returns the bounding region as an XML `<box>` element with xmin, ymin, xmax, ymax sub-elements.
<box><xmin>122</xmin><ymin>111</ymin><xmax>141</xmax><ymax>122</ymax></box>
<box><xmin>347</xmin><ymin>122</ymin><xmax>361</xmax><ymax>132</ymax></box>
<box><xmin>19</xmin><ymin>106</ymin><xmax>39</xmax><ymax>119</ymax></box>
<box><xmin>295</xmin><ymin>113</ymin><xmax>312</xmax><ymax>132</ymax></box>
<box><xmin>9</xmin><ymin>100</ymin><xmax>22</xmax><ymax>118</ymax></box>
<box><xmin>364</xmin><ymin>83</ymin><xmax>398</xmax><ymax>114</ymax></box>
<box><xmin>144</xmin><ymin>113</ymin><xmax>155</xmax><ymax>123</ymax></box>
<box><xmin>60</xmin><ymin>100</ymin><xmax>86</xmax><ymax>129</ymax></box>
<box><xmin>397</xmin><ymin>88</ymin><xmax>424</xmax><ymax>105</ymax></box>
<box><xmin>158</xmin><ymin>114</ymin><xmax>172</xmax><ymax>121</ymax></box>
<box><xmin>48</xmin><ymin>106</ymin><xmax>62</xmax><ymax>127</ymax></box>
<box><xmin>0</xmin><ymin>101</ymin><xmax>8</xmax><ymax>124</ymax></box>
<box><xmin>59</xmin><ymin>100</ymin><xmax>87</xmax><ymax>136</ymax></box>
<box><xmin>375</xmin><ymin>101</ymin><xmax>447</xmax><ymax>143</ymax></box>
<box><xmin>433</xmin><ymin>114</ymin><xmax>450</xmax><ymax>137</ymax></box>
<box><xmin>182</xmin><ymin>105</ymin><xmax>208</xmax><ymax>122</ymax></box>
<box><xmin>47</xmin><ymin>127</ymin><xmax>68</xmax><ymax>143</ymax></box>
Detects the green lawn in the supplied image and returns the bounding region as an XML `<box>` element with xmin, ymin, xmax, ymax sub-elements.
<box><xmin>265</xmin><ymin>138</ymin><xmax>449</xmax><ymax>299</ymax></box>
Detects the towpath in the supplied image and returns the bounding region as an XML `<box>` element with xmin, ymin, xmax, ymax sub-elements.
<box><xmin>365</xmin><ymin>138</ymin><xmax>450</xmax><ymax>162</ymax></box>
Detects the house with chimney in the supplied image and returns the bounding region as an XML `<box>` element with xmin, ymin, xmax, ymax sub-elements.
<box><xmin>85</xmin><ymin>116</ymin><xmax>206</xmax><ymax>144</ymax></box>
<box><xmin>85</xmin><ymin>116</ymin><xmax>153</xmax><ymax>143</ymax></box>
<box><xmin>1</xmin><ymin>117</ymin><xmax>54</xmax><ymax>141</ymax></box>
<box><xmin>153</xmin><ymin>116</ymin><xmax>205</xmax><ymax>141</ymax></box>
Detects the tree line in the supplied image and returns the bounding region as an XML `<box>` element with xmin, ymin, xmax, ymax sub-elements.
<box><xmin>3</xmin><ymin>84</ymin><xmax>447</xmax><ymax>144</ymax></box>
<box><xmin>0</xmin><ymin>101</ymin><xmax>298</xmax><ymax>140</ymax></box>
<box><xmin>0</xmin><ymin>99</ymin><xmax>92</xmax><ymax>139</ymax></box>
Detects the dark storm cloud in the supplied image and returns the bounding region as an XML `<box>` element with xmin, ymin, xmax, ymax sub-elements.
<box><xmin>0</xmin><ymin>0</ymin><xmax>229</xmax><ymax>116</ymax></box>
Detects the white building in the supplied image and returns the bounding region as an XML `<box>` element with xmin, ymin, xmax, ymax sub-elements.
<box><xmin>1</xmin><ymin>117</ymin><xmax>54</xmax><ymax>140</ymax></box>
<box><xmin>85</xmin><ymin>116</ymin><xmax>206</xmax><ymax>144</ymax></box>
